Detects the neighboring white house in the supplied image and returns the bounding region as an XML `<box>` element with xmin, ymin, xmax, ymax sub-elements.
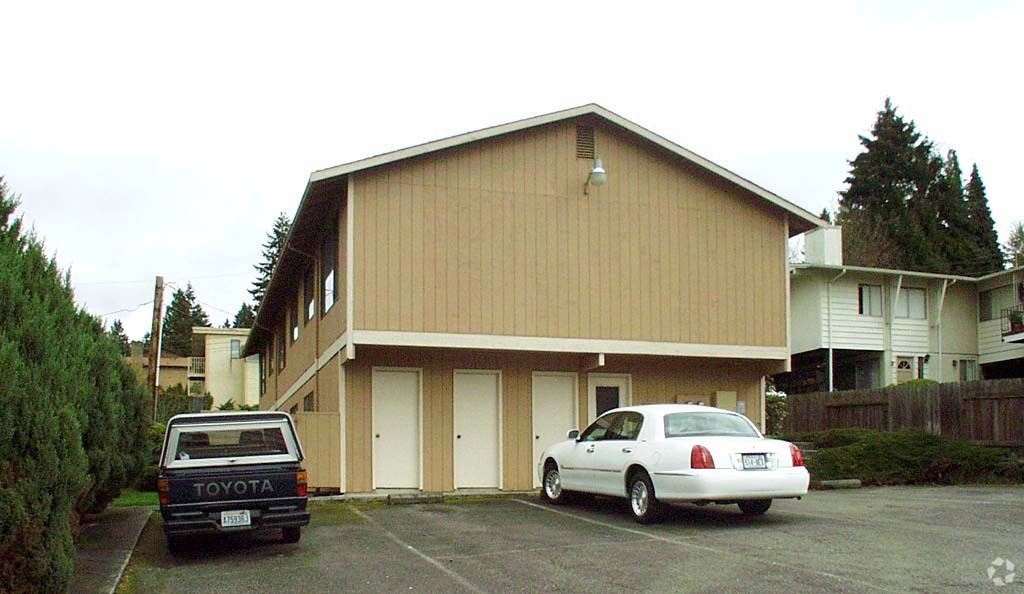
<box><xmin>190</xmin><ymin>327</ymin><xmax>261</xmax><ymax>408</ymax></box>
<box><xmin>777</xmin><ymin>226</ymin><xmax>1024</xmax><ymax>393</ymax></box>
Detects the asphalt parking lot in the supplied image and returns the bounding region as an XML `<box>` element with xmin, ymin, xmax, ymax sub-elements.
<box><xmin>118</xmin><ymin>486</ymin><xmax>1024</xmax><ymax>593</ymax></box>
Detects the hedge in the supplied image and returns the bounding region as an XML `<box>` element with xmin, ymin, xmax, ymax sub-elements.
<box><xmin>0</xmin><ymin>180</ymin><xmax>148</xmax><ymax>593</ymax></box>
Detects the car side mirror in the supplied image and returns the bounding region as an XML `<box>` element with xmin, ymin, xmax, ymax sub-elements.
<box><xmin>567</xmin><ymin>429</ymin><xmax>580</xmax><ymax>440</ymax></box>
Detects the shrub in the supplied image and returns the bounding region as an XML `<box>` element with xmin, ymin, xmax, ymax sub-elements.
<box><xmin>797</xmin><ymin>429</ymin><xmax>1022</xmax><ymax>485</ymax></box>
<box><xmin>0</xmin><ymin>181</ymin><xmax>148</xmax><ymax>592</ymax></box>
<box><xmin>764</xmin><ymin>391</ymin><xmax>787</xmax><ymax>435</ymax></box>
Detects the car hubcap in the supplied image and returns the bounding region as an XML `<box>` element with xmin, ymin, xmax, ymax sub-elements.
<box><xmin>631</xmin><ymin>481</ymin><xmax>648</xmax><ymax>516</ymax></box>
<box><xmin>545</xmin><ymin>470</ymin><xmax>561</xmax><ymax>499</ymax></box>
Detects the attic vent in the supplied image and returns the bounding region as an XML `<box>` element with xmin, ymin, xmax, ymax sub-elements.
<box><xmin>575</xmin><ymin>125</ymin><xmax>595</xmax><ymax>159</ymax></box>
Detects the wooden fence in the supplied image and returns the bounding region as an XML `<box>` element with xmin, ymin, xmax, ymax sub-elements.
<box><xmin>787</xmin><ymin>378</ymin><xmax>1024</xmax><ymax>447</ymax></box>
<box><xmin>293</xmin><ymin>412</ymin><xmax>342</xmax><ymax>491</ymax></box>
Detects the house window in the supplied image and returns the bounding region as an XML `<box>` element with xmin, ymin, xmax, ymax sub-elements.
<box><xmin>959</xmin><ymin>359</ymin><xmax>978</xmax><ymax>381</ymax></box>
<box><xmin>290</xmin><ymin>295</ymin><xmax>300</xmax><ymax>343</ymax></box>
<box><xmin>917</xmin><ymin>356</ymin><xmax>925</xmax><ymax>379</ymax></box>
<box><xmin>858</xmin><ymin>284</ymin><xmax>882</xmax><ymax>317</ymax></box>
<box><xmin>896</xmin><ymin>287</ymin><xmax>926</xmax><ymax>320</ymax></box>
<box><xmin>303</xmin><ymin>266</ymin><xmax>315</xmax><ymax>323</ymax></box>
<box><xmin>266</xmin><ymin>341</ymin><xmax>274</xmax><ymax>376</ymax></box>
<box><xmin>230</xmin><ymin>339</ymin><xmax>240</xmax><ymax>359</ymax></box>
<box><xmin>979</xmin><ymin>285</ymin><xmax>1015</xmax><ymax>322</ymax></box>
<box><xmin>320</xmin><ymin>216</ymin><xmax>338</xmax><ymax>316</ymax></box>
<box><xmin>289</xmin><ymin>404</ymin><xmax>298</xmax><ymax>417</ymax></box>
<box><xmin>303</xmin><ymin>392</ymin><xmax>315</xmax><ymax>412</ymax></box>
<box><xmin>277</xmin><ymin>322</ymin><xmax>287</xmax><ymax>372</ymax></box>
<box><xmin>259</xmin><ymin>354</ymin><xmax>266</xmax><ymax>395</ymax></box>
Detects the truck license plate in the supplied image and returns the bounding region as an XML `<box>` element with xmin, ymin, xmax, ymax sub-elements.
<box><xmin>221</xmin><ymin>510</ymin><xmax>251</xmax><ymax>527</ymax></box>
<box><xmin>742</xmin><ymin>454</ymin><xmax>767</xmax><ymax>470</ymax></box>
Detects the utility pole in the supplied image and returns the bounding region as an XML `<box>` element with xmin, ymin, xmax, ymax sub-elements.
<box><xmin>147</xmin><ymin>275</ymin><xmax>165</xmax><ymax>421</ymax></box>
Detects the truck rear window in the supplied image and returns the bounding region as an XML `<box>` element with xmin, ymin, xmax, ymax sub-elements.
<box><xmin>175</xmin><ymin>427</ymin><xmax>289</xmax><ymax>460</ymax></box>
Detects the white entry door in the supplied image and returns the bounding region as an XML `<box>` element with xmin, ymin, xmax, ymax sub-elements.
<box><xmin>454</xmin><ymin>371</ymin><xmax>501</xmax><ymax>489</ymax></box>
<box><xmin>372</xmin><ymin>369</ymin><xmax>420</xmax><ymax>489</ymax></box>
<box><xmin>532</xmin><ymin>373</ymin><xmax>577</xmax><ymax>488</ymax></box>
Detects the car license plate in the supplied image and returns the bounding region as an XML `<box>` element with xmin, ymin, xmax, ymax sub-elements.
<box><xmin>742</xmin><ymin>454</ymin><xmax>767</xmax><ymax>470</ymax></box>
<box><xmin>221</xmin><ymin>510</ymin><xmax>251</xmax><ymax>528</ymax></box>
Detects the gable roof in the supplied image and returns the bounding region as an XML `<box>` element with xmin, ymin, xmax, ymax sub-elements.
<box><xmin>309</xmin><ymin>103</ymin><xmax>825</xmax><ymax>232</ymax></box>
<box><xmin>245</xmin><ymin>104</ymin><xmax>826</xmax><ymax>355</ymax></box>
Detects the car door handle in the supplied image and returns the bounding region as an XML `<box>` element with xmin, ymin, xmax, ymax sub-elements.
<box><xmin>621</xmin><ymin>447</ymin><xmax>632</xmax><ymax>453</ymax></box>
<box><xmin>586</xmin><ymin>447</ymin><xmax>595</xmax><ymax>453</ymax></box>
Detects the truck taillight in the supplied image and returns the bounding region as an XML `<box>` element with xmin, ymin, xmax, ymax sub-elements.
<box><xmin>690</xmin><ymin>445</ymin><xmax>715</xmax><ymax>469</ymax></box>
<box><xmin>296</xmin><ymin>471</ymin><xmax>308</xmax><ymax>497</ymax></box>
<box><xmin>790</xmin><ymin>444</ymin><xmax>805</xmax><ymax>467</ymax></box>
<box><xmin>157</xmin><ymin>478</ymin><xmax>170</xmax><ymax>505</ymax></box>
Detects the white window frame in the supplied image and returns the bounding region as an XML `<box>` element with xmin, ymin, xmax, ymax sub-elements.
<box><xmin>858</xmin><ymin>284</ymin><xmax>882</xmax><ymax>317</ymax></box>
<box><xmin>896</xmin><ymin>287</ymin><xmax>926</xmax><ymax>320</ymax></box>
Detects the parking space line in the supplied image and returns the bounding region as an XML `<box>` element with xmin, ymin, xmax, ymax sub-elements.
<box><xmin>435</xmin><ymin>537</ymin><xmax>651</xmax><ymax>560</ymax></box>
<box><xmin>350</xmin><ymin>508</ymin><xmax>484</xmax><ymax>594</ymax></box>
<box><xmin>514</xmin><ymin>499</ymin><xmax>902</xmax><ymax>593</ymax></box>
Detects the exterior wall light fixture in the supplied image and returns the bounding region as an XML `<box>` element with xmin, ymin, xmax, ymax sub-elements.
<box><xmin>584</xmin><ymin>157</ymin><xmax>607</xmax><ymax>194</ymax></box>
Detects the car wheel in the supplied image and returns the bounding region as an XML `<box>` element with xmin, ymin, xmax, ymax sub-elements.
<box><xmin>738</xmin><ymin>499</ymin><xmax>772</xmax><ymax>516</ymax></box>
<box><xmin>541</xmin><ymin>462</ymin><xmax>571</xmax><ymax>505</ymax></box>
<box><xmin>628</xmin><ymin>471</ymin><xmax>664</xmax><ymax>524</ymax></box>
<box><xmin>282</xmin><ymin>526</ymin><xmax>302</xmax><ymax>543</ymax></box>
<box><xmin>166</xmin><ymin>535</ymin><xmax>187</xmax><ymax>554</ymax></box>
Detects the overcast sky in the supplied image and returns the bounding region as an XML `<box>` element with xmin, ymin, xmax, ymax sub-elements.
<box><xmin>3</xmin><ymin>1</ymin><xmax>1022</xmax><ymax>340</ymax></box>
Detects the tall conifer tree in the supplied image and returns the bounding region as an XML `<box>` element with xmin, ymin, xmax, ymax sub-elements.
<box><xmin>964</xmin><ymin>165</ymin><xmax>1004</xmax><ymax>274</ymax></box>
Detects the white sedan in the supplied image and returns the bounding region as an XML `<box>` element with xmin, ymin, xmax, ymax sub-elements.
<box><xmin>537</xmin><ymin>404</ymin><xmax>809</xmax><ymax>523</ymax></box>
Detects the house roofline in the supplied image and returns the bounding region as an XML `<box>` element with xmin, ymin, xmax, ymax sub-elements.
<box><xmin>793</xmin><ymin>262</ymin><xmax>990</xmax><ymax>282</ymax></box>
<box><xmin>309</xmin><ymin>103</ymin><xmax>825</xmax><ymax>232</ymax></box>
<box><xmin>245</xmin><ymin>104</ymin><xmax>828</xmax><ymax>356</ymax></box>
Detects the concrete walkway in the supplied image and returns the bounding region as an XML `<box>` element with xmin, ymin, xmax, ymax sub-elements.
<box><xmin>71</xmin><ymin>507</ymin><xmax>153</xmax><ymax>594</ymax></box>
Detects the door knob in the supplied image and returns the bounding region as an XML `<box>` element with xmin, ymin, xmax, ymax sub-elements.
<box><xmin>457</xmin><ymin>435</ymin><xmax>462</xmax><ymax>439</ymax></box>
<box><xmin>535</xmin><ymin>435</ymin><xmax>540</xmax><ymax>440</ymax></box>
<box><xmin>375</xmin><ymin>434</ymin><xmax>380</xmax><ymax>438</ymax></box>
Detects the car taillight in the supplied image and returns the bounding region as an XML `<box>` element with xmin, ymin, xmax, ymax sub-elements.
<box><xmin>157</xmin><ymin>478</ymin><xmax>170</xmax><ymax>505</ymax></box>
<box><xmin>296</xmin><ymin>471</ymin><xmax>308</xmax><ymax>497</ymax></box>
<box><xmin>690</xmin><ymin>445</ymin><xmax>715</xmax><ymax>469</ymax></box>
<box><xmin>791</xmin><ymin>443</ymin><xmax>805</xmax><ymax>467</ymax></box>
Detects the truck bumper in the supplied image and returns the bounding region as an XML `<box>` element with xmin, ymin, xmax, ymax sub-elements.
<box><xmin>161</xmin><ymin>498</ymin><xmax>310</xmax><ymax>537</ymax></box>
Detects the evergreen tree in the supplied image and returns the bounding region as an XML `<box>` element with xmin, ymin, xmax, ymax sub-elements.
<box><xmin>1005</xmin><ymin>221</ymin><xmax>1024</xmax><ymax>268</ymax></box>
<box><xmin>161</xmin><ymin>283</ymin><xmax>210</xmax><ymax>356</ymax></box>
<box><xmin>964</xmin><ymin>165</ymin><xmax>1004</xmax><ymax>274</ymax></box>
<box><xmin>934</xmin><ymin>151</ymin><xmax>974</xmax><ymax>275</ymax></box>
<box><xmin>250</xmin><ymin>212</ymin><xmax>291</xmax><ymax>311</ymax></box>
<box><xmin>233</xmin><ymin>302</ymin><xmax>256</xmax><ymax>328</ymax></box>
<box><xmin>221</xmin><ymin>318</ymin><xmax>231</xmax><ymax>328</ymax></box>
<box><xmin>107</xmin><ymin>319</ymin><xmax>131</xmax><ymax>356</ymax></box>
<box><xmin>819</xmin><ymin>208</ymin><xmax>832</xmax><ymax>224</ymax></box>
<box><xmin>838</xmin><ymin>99</ymin><xmax>949</xmax><ymax>273</ymax></box>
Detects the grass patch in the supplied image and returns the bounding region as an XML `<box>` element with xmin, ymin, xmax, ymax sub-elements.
<box><xmin>309</xmin><ymin>503</ymin><xmax>365</xmax><ymax>526</ymax></box>
<box><xmin>110</xmin><ymin>489</ymin><xmax>159</xmax><ymax>508</ymax></box>
<box><xmin>786</xmin><ymin>429</ymin><xmax>1023</xmax><ymax>485</ymax></box>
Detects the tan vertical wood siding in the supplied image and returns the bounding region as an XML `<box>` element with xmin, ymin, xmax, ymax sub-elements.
<box><xmin>353</xmin><ymin>120</ymin><xmax>787</xmax><ymax>346</ymax></box>
<box><xmin>339</xmin><ymin>347</ymin><xmax>771</xmax><ymax>493</ymax></box>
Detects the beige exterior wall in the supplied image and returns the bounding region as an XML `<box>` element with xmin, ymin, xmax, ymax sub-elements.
<box><xmin>340</xmin><ymin>346</ymin><xmax>772</xmax><ymax>494</ymax></box>
<box><xmin>200</xmin><ymin>332</ymin><xmax>252</xmax><ymax>408</ymax></box>
<box><xmin>352</xmin><ymin>120</ymin><xmax>788</xmax><ymax>347</ymax></box>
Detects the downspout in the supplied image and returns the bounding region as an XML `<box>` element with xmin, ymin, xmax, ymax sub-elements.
<box><xmin>887</xmin><ymin>275</ymin><xmax>903</xmax><ymax>385</ymax></box>
<box><xmin>935</xmin><ymin>279</ymin><xmax>954</xmax><ymax>383</ymax></box>
<box><xmin>826</xmin><ymin>269</ymin><xmax>847</xmax><ymax>392</ymax></box>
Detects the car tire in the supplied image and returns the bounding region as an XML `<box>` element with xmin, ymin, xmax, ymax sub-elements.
<box><xmin>282</xmin><ymin>526</ymin><xmax>301</xmax><ymax>543</ymax></box>
<box><xmin>166</xmin><ymin>535</ymin><xmax>187</xmax><ymax>554</ymax></box>
<box><xmin>541</xmin><ymin>462</ymin><xmax>571</xmax><ymax>505</ymax></box>
<box><xmin>628</xmin><ymin>471</ymin><xmax>664</xmax><ymax>524</ymax></box>
<box><xmin>738</xmin><ymin>499</ymin><xmax>772</xmax><ymax>516</ymax></box>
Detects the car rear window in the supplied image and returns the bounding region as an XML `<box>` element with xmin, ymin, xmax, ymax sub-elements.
<box><xmin>172</xmin><ymin>427</ymin><xmax>289</xmax><ymax>461</ymax></box>
<box><xmin>663</xmin><ymin>412</ymin><xmax>760</xmax><ymax>438</ymax></box>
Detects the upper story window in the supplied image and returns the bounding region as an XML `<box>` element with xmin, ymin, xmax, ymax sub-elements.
<box><xmin>266</xmin><ymin>340</ymin><xmax>274</xmax><ymax>375</ymax></box>
<box><xmin>290</xmin><ymin>294</ymin><xmax>300</xmax><ymax>343</ymax></box>
<box><xmin>320</xmin><ymin>216</ymin><xmax>338</xmax><ymax>316</ymax></box>
<box><xmin>303</xmin><ymin>392</ymin><xmax>315</xmax><ymax>412</ymax></box>
<box><xmin>979</xmin><ymin>284</ymin><xmax>1017</xmax><ymax>321</ymax></box>
<box><xmin>277</xmin><ymin>322</ymin><xmax>287</xmax><ymax>371</ymax></box>
<box><xmin>858</xmin><ymin>284</ymin><xmax>882</xmax><ymax>317</ymax></box>
<box><xmin>895</xmin><ymin>287</ymin><xmax>926</xmax><ymax>320</ymax></box>
<box><xmin>303</xmin><ymin>266</ymin><xmax>315</xmax><ymax>323</ymax></box>
<box><xmin>230</xmin><ymin>339</ymin><xmax>241</xmax><ymax>359</ymax></box>
<box><xmin>258</xmin><ymin>353</ymin><xmax>266</xmax><ymax>396</ymax></box>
